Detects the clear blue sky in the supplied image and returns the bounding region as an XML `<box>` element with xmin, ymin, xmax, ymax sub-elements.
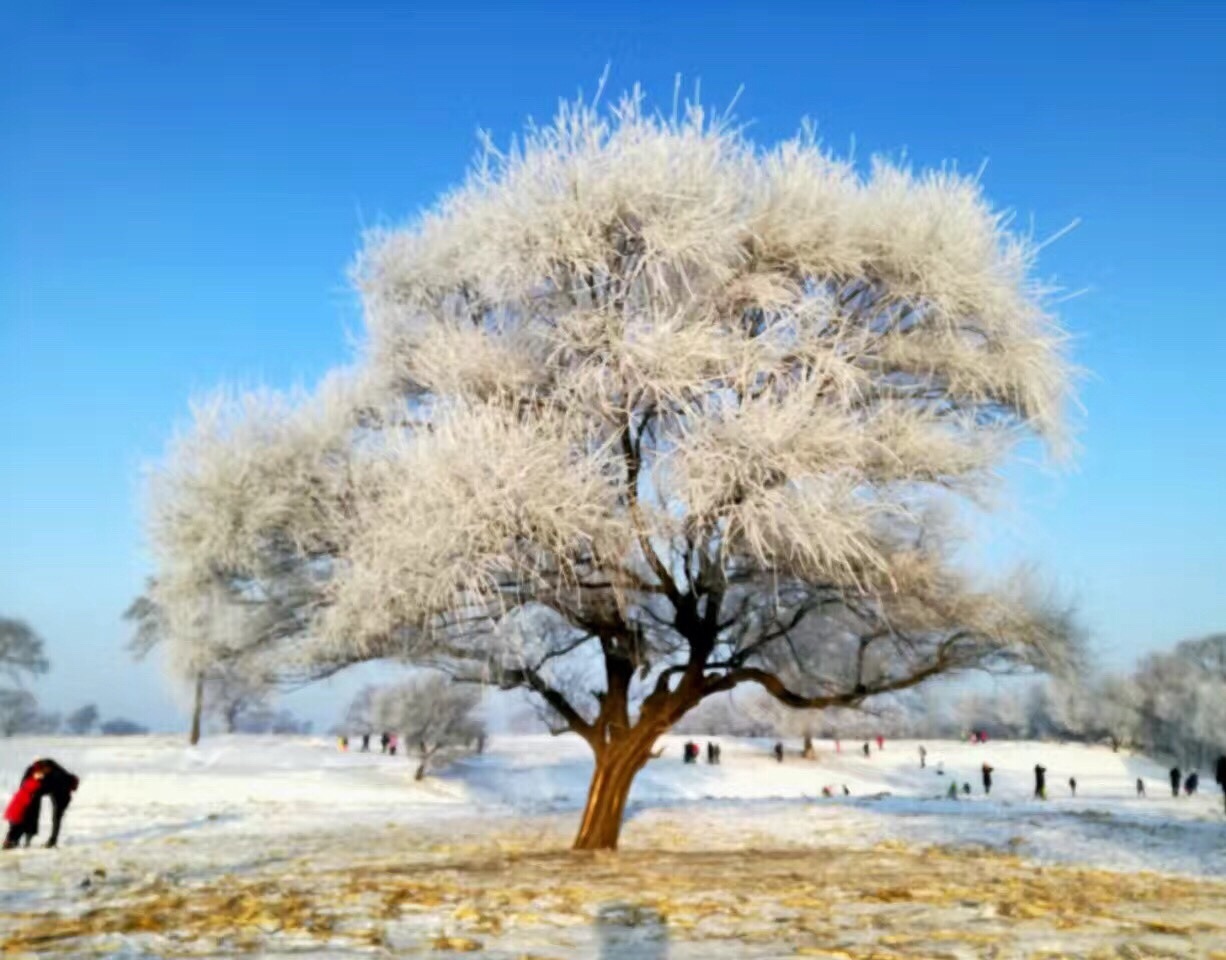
<box><xmin>2</xmin><ymin>2</ymin><xmax>1223</xmax><ymax>731</ymax></box>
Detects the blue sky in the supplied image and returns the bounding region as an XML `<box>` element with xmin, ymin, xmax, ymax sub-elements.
<box><xmin>2</xmin><ymin>2</ymin><xmax>1223</xmax><ymax>731</ymax></box>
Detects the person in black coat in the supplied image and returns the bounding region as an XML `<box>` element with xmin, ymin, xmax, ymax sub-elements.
<box><xmin>1033</xmin><ymin>764</ymin><xmax>1047</xmax><ymax>799</ymax></box>
<box><xmin>1184</xmin><ymin>771</ymin><xmax>1198</xmax><ymax>796</ymax></box>
<box><xmin>1169</xmin><ymin>766</ymin><xmax>1181</xmax><ymax>798</ymax></box>
<box><xmin>981</xmin><ymin>763</ymin><xmax>994</xmax><ymax>796</ymax></box>
<box><xmin>18</xmin><ymin>758</ymin><xmax>79</xmax><ymax>849</ymax></box>
<box><xmin>1216</xmin><ymin>755</ymin><xmax>1226</xmax><ymax>812</ymax></box>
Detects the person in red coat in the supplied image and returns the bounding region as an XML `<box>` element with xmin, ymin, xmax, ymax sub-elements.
<box><xmin>20</xmin><ymin>759</ymin><xmax>79</xmax><ymax>848</ymax></box>
<box><xmin>3</xmin><ymin>766</ymin><xmax>46</xmax><ymax>849</ymax></box>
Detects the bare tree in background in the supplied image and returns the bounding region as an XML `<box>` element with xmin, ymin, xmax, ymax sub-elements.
<box><xmin>0</xmin><ymin>617</ymin><xmax>49</xmax><ymax>685</ymax></box>
<box><xmin>372</xmin><ymin>673</ymin><xmax>485</xmax><ymax>780</ymax></box>
<box><xmin>0</xmin><ymin>617</ymin><xmax>54</xmax><ymax>736</ymax></box>
<box><xmin>147</xmin><ymin>85</ymin><xmax>1079</xmax><ymax>849</ymax></box>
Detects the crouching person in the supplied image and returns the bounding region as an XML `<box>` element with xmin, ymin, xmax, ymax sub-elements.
<box><xmin>5</xmin><ymin>759</ymin><xmax>80</xmax><ymax>849</ymax></box>
<box><xmin>4</xmin><ymin>765</ymin><xmax>46</xmax><ymax>848</ymax></box>
<box><xmin>28</xmin><ymin>759</ymin><xmax>79</xmax><ymax>848</ymax></box>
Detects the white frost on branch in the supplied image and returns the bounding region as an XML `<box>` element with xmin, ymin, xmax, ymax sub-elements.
<box><xmin>147</xmin><ymin>85</ymin><xmax>1078</xmax><ymax>761</ymax></box>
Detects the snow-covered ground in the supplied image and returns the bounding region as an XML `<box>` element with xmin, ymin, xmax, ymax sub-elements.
<box><xmin>3</xmin><ymin>733</ymin><xmax>1221</xmax><ymax>874</ymax></box>
<box><xmin>2</xmin><ymin>734</ymin><xmax>1224</xmax><ymax>957</ymax></box>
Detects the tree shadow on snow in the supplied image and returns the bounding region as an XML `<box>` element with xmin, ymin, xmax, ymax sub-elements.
<box><xmin>594</xmin><ymin>901</ymin><xmax>669</xmax><ymax>959</ymax></box>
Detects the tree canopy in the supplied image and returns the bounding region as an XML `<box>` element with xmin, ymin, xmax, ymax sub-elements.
<box><xmin>147</xmin><ymin>87</ymin><xmax>1077</xmax><ymax>848</ymax></box>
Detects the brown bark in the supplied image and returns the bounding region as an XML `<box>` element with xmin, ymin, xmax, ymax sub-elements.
<box><xmin>572</xmin><ymin>727</ymin><xmax>660</xmax><ymax>851</ymax></box>
<box><xmin>572</xmin><ymin>753</ymin><xmax>639</xmax><ymax>850</ymax></box>
<box><xmin>188</xmin><ymin>673</ymin><xmax>204</xmax><ymax>746</ymax></box>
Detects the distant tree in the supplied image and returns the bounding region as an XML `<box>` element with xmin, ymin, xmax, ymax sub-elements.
<box><xmin>674</xmin><ymin>690</ymin><xmax>778</xmax><ymax>738</ymax></box>
<box><xmin>145</xmin><ymin>87</ymin><xmax>1079</xmax><ymax>849</ymax></box>
<box><xmin>340</xmin><ymin>685</ymin><xmax>377</xmax><ymax>736</ymax></box>
<box><xmin>234</xmin><ymin>705</ymin><xmax>312</xmax><ymax>734</ymax></box>
<box><xmin>124</xmin><ymin>586</ymin><xmax>206</xmax><ymax>742</ymax></box>
<box><xmin>1133</xmin><ymin>634</ymin><xmax>1226</xmax><ymax>766</ymax></box>
<box><xmin>100</xmin><ymin>717</ymin><xmax>149</xmax><ymax>736</ymax></box>
<box><xmin>205</xmin><ymin>660</ymin><xmax>275</xmax><ymax>733</ymax></box>
<box><xmin>0</xmin><ymin>617</ymin><xmax>50</xmax><ymax>684</ymax></box>
<box><xmin>372</xmin><ymin>674</ymin><xmax>485</xmax><ymax>780</ymax></box>
<box><xmin>0</xmin><ymin>618</ymin><xmax>54</xmax><ymax>736</ymax></box>
<box><xmin>0</xmin><ymin>690</ymin><xmax>37</xmax><ymax>736</ymax></box>
<box><xmin>125</xmin><ymin>582</ymin><xmax>286</xmax><ymax>744</ymax></box>
<box><xmin>65</xmin><ymin>703</ymin><xmax>100</xmax><ymax>735</ymax></box>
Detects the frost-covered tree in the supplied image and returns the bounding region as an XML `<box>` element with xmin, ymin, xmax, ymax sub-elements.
<box><xmin>1133</xmin><ymin>634</ymin><xmax>1226</xmax><ymax>766</ymax></box>
<box><xmin>340</xmin><ymin>685</ymin><xmax>377</xmax><ymax>736</ymax></box>
<box><xmin>234</xmin><ymin>705</ymin><xmax>312</xmax><ymax>735</ymax></box>
<box><xmin>371</xmin><ymin>673</ymin><xmax>485</xmax><ymax>780</ymax></box>
<box><xmin>65</xmin><ymin>703</ymin><xmax>100</xmax><ymax>735</ymax></box>
<box><xmin>206</xmin><ymin>660</ymin><xmax>276</xmax><ymax>733</ymax></box>
<box><xmin>147</xmin><ymin>87</ymin><xmax>1078</xmax><ymax>849</ymax></box>
<box><xmin>126</xmin><ymin>582</ymin><xmax>290</xmax><ymax>743</ymax></box>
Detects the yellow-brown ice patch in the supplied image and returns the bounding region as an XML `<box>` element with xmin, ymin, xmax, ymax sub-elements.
<box><xmin>3</xmin><ymin>829</ymin><xmax>1224</xmax><ymax>958</ymax></box>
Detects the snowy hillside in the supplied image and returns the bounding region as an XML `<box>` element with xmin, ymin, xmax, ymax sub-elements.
<box><xmin>1</xmin><ymin>734</ymin><xmax>1222</xmax><ymax>876</ymax></box>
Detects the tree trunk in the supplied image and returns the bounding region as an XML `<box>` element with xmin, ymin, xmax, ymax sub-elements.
<box><xmin>189</xmin><ymin>674</ymin><xmax>204</xmax><ymax>746</ymax></box>
<box><xmin>572</xmin><ymin>738</ymin><xmax>654</xmax><ymax>851</ymax></box>
<box><xmin>414</xmin><ymin>761</ymin><xmax>426</xmax><ymax>781</ymax></box>
<box><xmin>802</xmin><ymin>734</ymin><xmax>816</xmax><ymax>760</ymax></box>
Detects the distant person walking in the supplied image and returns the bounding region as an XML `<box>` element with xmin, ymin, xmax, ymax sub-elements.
<box><xmin>773</xmin><ymin>742</ymin><xmax>784</xmax><ymax>763</ymax></box>
<box><xmin>1034</xmin><ymin>764</ymin><xmax>1047</xmax><ymax>800</ymax></box>
<box><xmin>947</xmin><ymin>780</ymin><xmax>959</xmax><ymax>800</ymax></box>
<box><xmin>388</xmin><ymin>734</ymin><xmax>398</xmax><ymax>756</ymax></box>
<box><xmin>1184</xmin><ymin>771</ymin><xmax>1198</xmax><ymax>796</ymax></box>
<box><xmin>862</xmin><ymin>742</ymin><xmax>871</xmax><ymax>758</ymax></box>
<box><xmin>380</xmin><ymin>732</ymin><xmax>390</xmax><ymax>754</ymax></box>
<box><xmin>1216</xmin><ymin>755</ymin><xmax>1226</xmax><ymax>812</ymax></box>
<box><xmin>1136</xmin><ymin>778</ymin><xmax>1146</xmax><ymax>798</ymax></box>
<box><xmin>981</xmin><ymin>763</ymin><xmax>994</xmax><ymax>796</ymax></box>
<box><xmin>876</xmin><ymin>735</ymin><xmax>885</xmax><ymax>751</ymax></box>
<box><xmin>919</xmin><ymin>745</ymin><xmax>927</xmax><ymax>769</ymax></box>
<box><xmin>1068</xmin><ymin>777</ymin><xmax>1077</xmax><ymax>797</ymax></box>
<box><xmin>361</xmin><ymin>733</ymin><xmax>370</xmax><ymax>752</ymax></box>
<box><xmin>1170</xmin><ymin>766</ymin><xmax>1181</xmax><ymax>798</ymax></box>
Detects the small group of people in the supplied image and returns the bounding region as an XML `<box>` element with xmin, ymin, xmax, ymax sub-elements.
<box><xmin>338</xmin><ymin>732</ymin><xmax>401</xmax><ymax>754</ymax></box>
<box><xmin>4</xmin><ymin>758</ymin><xmax>79</xmax><ymax>850</ymax></box>
<box><xmin>683</xmin><ymin>741</ymin><xmax>721</xmax><ymax>764</ymax></box>
<box><xmin>968</xmin><ymin>730</ymin><xmax>990</xmax><ymax>744</ymax></box>
<box><xmin>1169</xmin><ymin>765</ymin><xmax>1202</xmax><ymax>797</ymax></box>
